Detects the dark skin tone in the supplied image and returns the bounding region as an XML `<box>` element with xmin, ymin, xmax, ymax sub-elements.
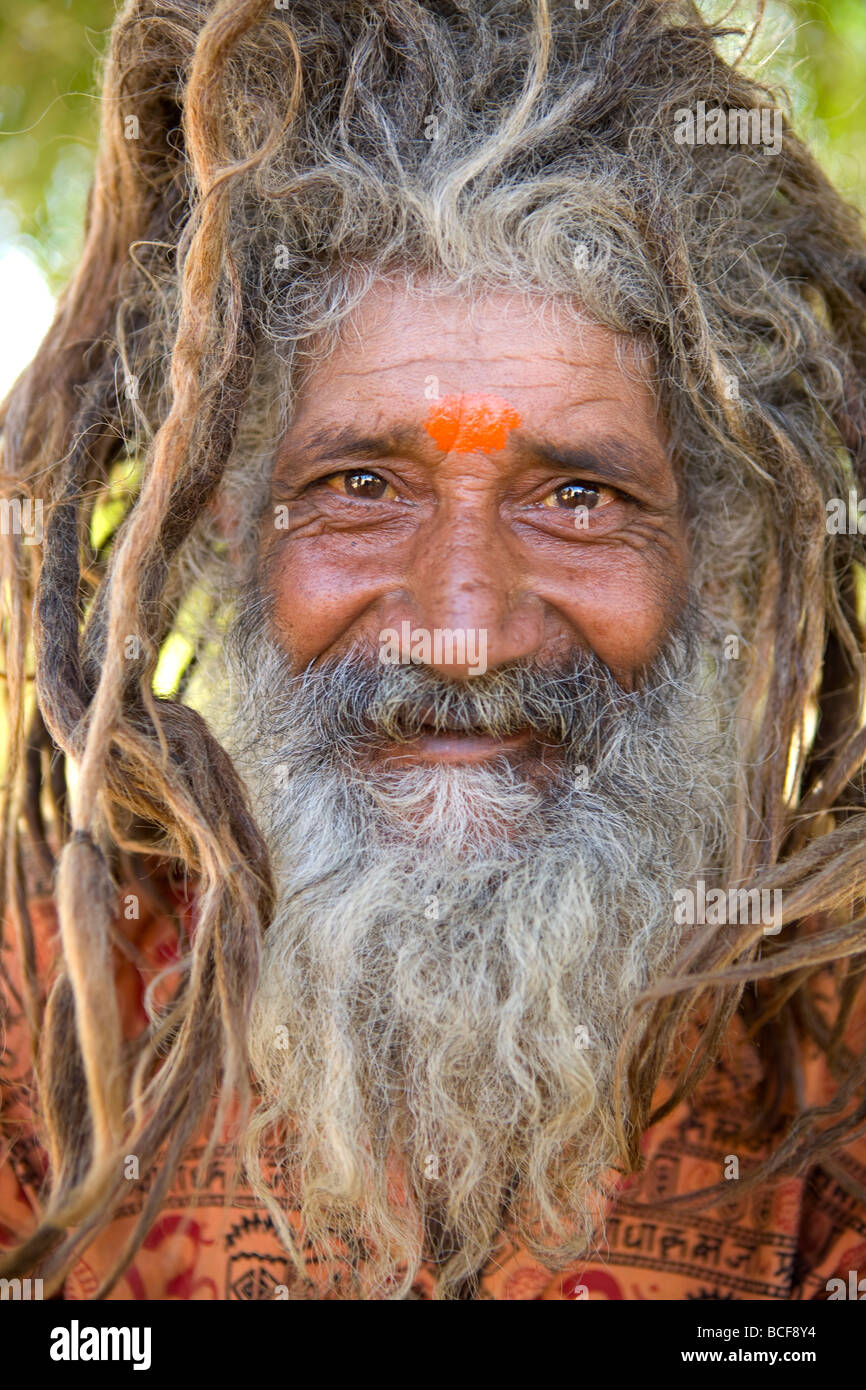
<box><xmin>257</xmin><ymin>282</ymin><xmax>688</xmax><ymax>767</ymax></box>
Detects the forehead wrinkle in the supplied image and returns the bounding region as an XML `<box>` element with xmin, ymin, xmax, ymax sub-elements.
<box><xmin>315</xmin><ymin>356</ymin><xmax>472</xmax><ymax>378</ymax></box>
<box><xmin>285</xmin><ymin>382</ymin><xmax>655</xmax><ymax>459</ymax></box>
<box><xmin>317</xmin><ymin>350</ymin><xmax>633</xmax><ymax>380</ymax></box>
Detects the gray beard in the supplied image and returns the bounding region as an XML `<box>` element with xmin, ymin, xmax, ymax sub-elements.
<box><xmin>196</xmin><ymin>600</ymin><xmax>735</xmax><ymax>1296</ymax></box>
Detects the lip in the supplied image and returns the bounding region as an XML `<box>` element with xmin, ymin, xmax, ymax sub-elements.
<box><xmin>380</xmin><ymin>728</ymin><xmax>532</xmax><ymax>764</ymax></box>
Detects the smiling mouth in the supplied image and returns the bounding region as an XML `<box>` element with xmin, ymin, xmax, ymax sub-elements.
<box><xmin>381</xmin><ymin>722</ymin><xmax>533</xmax><ymax>763</ymax></box>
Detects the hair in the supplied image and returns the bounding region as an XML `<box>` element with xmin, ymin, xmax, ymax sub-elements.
<box><xmin>224</xmin><ymin>601</ymin><xmax>737</xmax><ymax>1299</ymax></box>
<box><xmin>1</xmin><ymin>0</ymin><xmax>866</xmax><ymax>1298</ymax></box>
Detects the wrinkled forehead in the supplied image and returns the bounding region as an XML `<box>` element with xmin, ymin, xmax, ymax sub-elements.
<box><xmin>282</xmin><ymin>275</ymin><xmax>664</xmax><ymax>447</ymax></box>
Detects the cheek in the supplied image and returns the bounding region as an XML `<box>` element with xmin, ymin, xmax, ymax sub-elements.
<box><xmin>551</xmin><ymin>543</ymin><xmax>688</xmax><ymax>679</ymax></box>
<box><xmin>264</xmin><ymin>537</ymin><xmax>388</xmax><ymax>669</ymax></box>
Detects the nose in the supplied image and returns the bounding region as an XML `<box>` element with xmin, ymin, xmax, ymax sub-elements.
<box><xmin>388</xmin><ymin>489</ymin><xmax>546</xmax><ymax>679</ymax></box>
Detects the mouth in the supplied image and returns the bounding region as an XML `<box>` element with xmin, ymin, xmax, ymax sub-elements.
<box><xmin>380</xmin><ymin>718</ymin><xmax>533</xmax><ymax>764</ymax></box>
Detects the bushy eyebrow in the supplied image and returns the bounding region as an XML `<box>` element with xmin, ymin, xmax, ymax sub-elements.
<box><xmin>280</xmin><ymin>420</ymin><xmax>670</xmax><ymax>492</ymax></box>
<box><xmin>513</xmin><ymin>436</ymin><xmax>671</xmax><ymax>492</ymax></box>
<box><xmin>284</xmin><ymin>423</ymin><xmax>423</xmax><ymax>465</ymax></box>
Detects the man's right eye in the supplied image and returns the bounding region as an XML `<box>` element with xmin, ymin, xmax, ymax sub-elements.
<box><xmin>322</xmin><ymin>470</ymin><xmax>397</xmax><ymax>501</ymax></box>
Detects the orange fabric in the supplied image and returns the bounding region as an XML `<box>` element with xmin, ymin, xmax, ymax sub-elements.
<box><xmin>2</xmin><ymin>881</ymin><xmax>866</xmax><ymax>1301</ymax></box>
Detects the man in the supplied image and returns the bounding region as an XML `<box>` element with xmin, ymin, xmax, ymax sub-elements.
<box><xmin>1</xmin><ymin>0</ymin><xmax>865</xmax><ymax>1301</ymax></box>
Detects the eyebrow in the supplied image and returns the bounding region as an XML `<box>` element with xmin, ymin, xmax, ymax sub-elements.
<box><xmin>285</xmin><ymin>423</ymin><xmax>423</xmax><ymax>465</ymax></box>
<box><xmin>281</xmin><ymin>421</ymin><xmax>669</xmax><ymax>491</ymax></box>
<box><xmin>511</xmin><ymin>433</ymin><xmax>669</xmax><ymax>491</ymax></box>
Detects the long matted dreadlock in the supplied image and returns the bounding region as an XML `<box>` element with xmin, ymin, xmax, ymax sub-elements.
<box><xmin>2</xmin><ymin>0</ymin><xmax>866</xmax><ymax>1297</ymax></box>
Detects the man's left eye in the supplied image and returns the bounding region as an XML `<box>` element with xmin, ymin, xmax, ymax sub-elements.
<box><xmin>540</xmin><ymin>481</ymin><xmax>616</xmax><ymax>510</ymax></box>
<box><xmin>323</xmin><ymin>470</ymin><xmax>398</xmax><ymax>501</ymax></box>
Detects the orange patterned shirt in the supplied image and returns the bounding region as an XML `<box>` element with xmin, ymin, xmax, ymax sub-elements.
<box><xmin>2</xmin><ymin>875</ymin><xmax>865</xmax><ymax>1301</ymax></box>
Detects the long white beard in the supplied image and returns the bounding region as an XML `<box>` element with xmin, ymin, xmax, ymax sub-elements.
<box><xmin>196</xmin><ymin>608</ymin><xmax>734</xmax><ymax>1297</ymax></box>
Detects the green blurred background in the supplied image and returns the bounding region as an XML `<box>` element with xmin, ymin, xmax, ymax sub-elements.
<box><xmin>0</xmin><ymin>0</ymin><xmax>864</xmax><ymax>394</ymax></box>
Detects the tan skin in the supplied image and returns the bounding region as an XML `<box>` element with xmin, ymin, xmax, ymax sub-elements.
<box><xmin>259</xmin><ymin>282</ymin><xmax>688</xmax><ymax>767</ymax></box>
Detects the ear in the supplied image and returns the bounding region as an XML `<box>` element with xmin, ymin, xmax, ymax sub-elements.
<box><xmin>208</xmin><ymin>490</ymin><xmax>247</xmax><ymax>571</ymax></box>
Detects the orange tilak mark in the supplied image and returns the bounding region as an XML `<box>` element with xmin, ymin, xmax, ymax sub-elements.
<box><xmin>424</xmin><ymin>393</ymin><xmax>522</xmax><ymax>453</ymax></box>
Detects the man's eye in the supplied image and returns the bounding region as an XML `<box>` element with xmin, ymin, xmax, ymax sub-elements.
<box><xmin>540</xmin><ymin>481</ymin><xmax>616</xmax><ymax>511</ymax></box>
<box><xmin>323</xmin><ymin>470</ymin><xmax>397</xmax><ymax>501</ymax></box>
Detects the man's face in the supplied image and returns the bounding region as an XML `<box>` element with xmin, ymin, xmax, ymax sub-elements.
<box><xmin>262</xmin><ymin>282</ymin><xmax>688</xmax><ymax>765</ymax></box>
<box><xmin>218</xmin><ymin>282</ymin><xmax>727</xmax><ymax>1296</ymax></box>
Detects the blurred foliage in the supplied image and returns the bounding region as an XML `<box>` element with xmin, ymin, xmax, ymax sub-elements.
<box><xmin>0</xmin><ymin>0</ymin><xmax>115</xmax><ymax>286</ymax></box>
<box><xmin>707</xmin><ymin>0</ymin><xmax>866</xmax><ymax>212</ymax></box>
<box><xmin>787</xmin><ymin>0</ymin><xmax>866</xmax><ymax>209</ymax></box>
<box><xmin>0</xmin><ymin>0</ymin><xmax>864</xmax><ymax>288</ymax></box>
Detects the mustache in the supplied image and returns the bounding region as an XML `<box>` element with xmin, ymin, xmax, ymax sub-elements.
<box><xmin>249</xmin><ymin>635</ymin><xmax>702</xmax><ymax>759</ymax></box>
<box><xmin>304</xmin><ymin>650</ymin><xmax>630</xmax><ymax>744</ymax></box>
<box><xmin>224</xmin><ymin>584</ymin><xmax>705</xmax><ymax>755</ymax></box>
